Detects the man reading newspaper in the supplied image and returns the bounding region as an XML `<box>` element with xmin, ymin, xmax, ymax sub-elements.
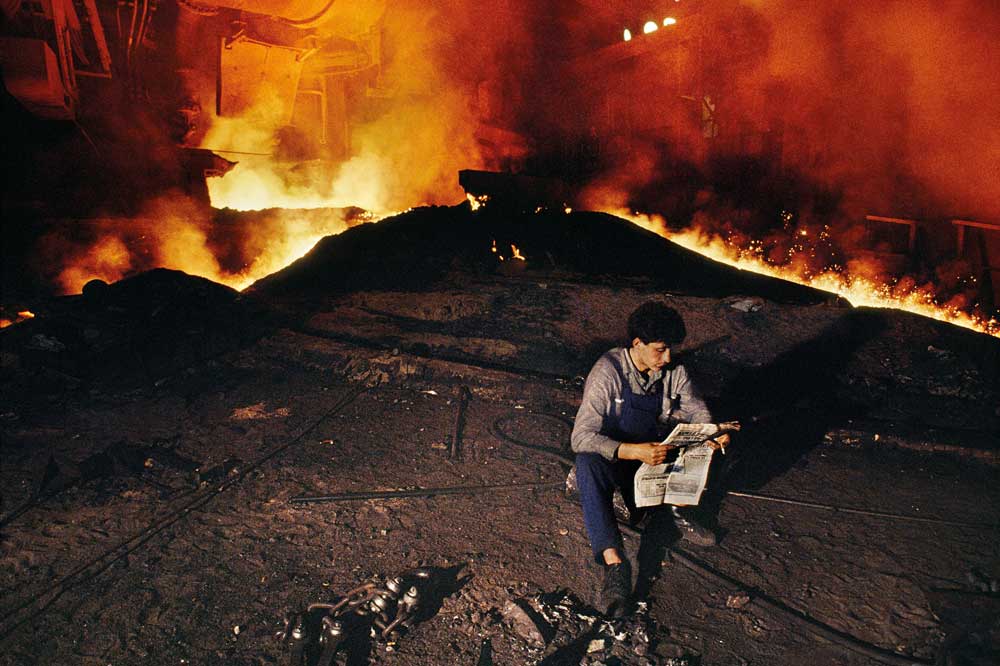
<box><xmin>570</xmin><ymin>302</ymin><xmax>735</xmax><ymax>617</ymax></box>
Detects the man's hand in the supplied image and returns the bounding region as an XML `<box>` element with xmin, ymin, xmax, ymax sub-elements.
<box><xmin>704</xmin><ymin>433</ymin><xmax>731</xmax><ymax>451</ymax></box>
<box><xmin>617</xmin><ymin>442</ymin><xmax>675</xmax><ymax>466</ymax></box>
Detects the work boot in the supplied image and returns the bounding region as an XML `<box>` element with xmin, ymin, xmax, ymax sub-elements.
<box><xmin>671</xmin><ymin>506</ymin><xmax>717</xmax><ymax>547</ymax></box>
<box><xmin>600</xmin><ymin>560</ymin><xmax>631</xmax><ymax>618</ymax></box>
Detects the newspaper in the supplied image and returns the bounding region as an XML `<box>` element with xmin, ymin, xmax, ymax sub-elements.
<box><xmin>634</xmin><ymin>423</ymin><xmax>719</xmax><ymax>508</ymax></box>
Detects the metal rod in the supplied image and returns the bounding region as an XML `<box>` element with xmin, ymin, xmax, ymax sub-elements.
<box><xmin>450</xmin><ymin>386</ymin><xmax>470</xmax><ymax>460</ymax></box>
<box><xmin>725</xmin><ymin>490</ymin><xmax>997</xmax><ymax>530</ymax></box>
<box><xmin>201</xmin><ymin>148</ymin><xmax>273</xmax><ymax>156</ymax></box>
<box><xmin>290</xmin><ymin>480</ymin><xmax>563</xmax><ymax>505</ymax></box>
<box><xmin>671</xmin><ymin>545</ymin><xmax>931</xmax><ymax>666</ymax></box>
<box><xmin>0</xmin><ymin>385</ymin><xmax>366</xmax><ymax>641</ymax></box>
<box><xmin>618</xmin><ymin>521</ymin><xmax>931</xmax><ymax>666</ymax></box>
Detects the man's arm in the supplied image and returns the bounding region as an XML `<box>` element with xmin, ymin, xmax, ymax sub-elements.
<box><xmin>570</xmin><ymin>359</ymin><xmax>622</xmax><ymax>461</ymax></box>
<box><xmin>664</xmin><ymin>365</ymin><xmax>732</xmax><ymax>450</ymax></box>
<box><xmin>572</xmin><ymin>358</ymin><xmax>676</xmax><ymax>465</ymax></box>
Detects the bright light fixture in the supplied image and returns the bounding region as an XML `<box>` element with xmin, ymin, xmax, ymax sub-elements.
<box><xmin>623</xmin><ymin>28</ymin><xmax>632</xmax><ymax>41</ymax></box>
<box><xmin>663</xmin><ymin>17</ymin><xmax>677</xmax><ymax>26</ymax></box>
<box><xmin>643</xmin><ymin>21</ymin><xmax>658</xmax><ymax>34</ymax></box>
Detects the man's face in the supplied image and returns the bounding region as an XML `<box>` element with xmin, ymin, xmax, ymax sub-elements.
<box><xmin>631</xmin><ymin>338</ymin><xmax>671</xmax><ymax>372</ymax></box>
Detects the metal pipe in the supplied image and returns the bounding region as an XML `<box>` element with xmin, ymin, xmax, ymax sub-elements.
<box><xmin>290</xmin><ymin>480</ymin><xmax>563</xmax><ymax>505</ymax></box>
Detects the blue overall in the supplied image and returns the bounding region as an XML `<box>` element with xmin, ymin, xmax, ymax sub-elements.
<box><xmin>576</xmin><ymin>378</ymin><xmax>664</xmax><ymax>562</ymax></box>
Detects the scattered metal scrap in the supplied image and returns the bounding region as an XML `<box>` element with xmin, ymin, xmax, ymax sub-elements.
<box><xmin>277</xmin><ymin>568</ymin><xmax>438</xmax><ymax>666</ymax></box>
<box><xmin>498</xmin><ymin>589</ymin><xmax>673</xmax><ymax>665</ymax></box>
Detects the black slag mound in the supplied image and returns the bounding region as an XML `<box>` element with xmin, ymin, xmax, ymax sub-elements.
<box><xmin>0</xmin><ymin>268</ymin><xmax>273</xmax><ymax>394</ymax></box>
<box><xmin>248</xmin><ymin>205</ymin><xmax>829</xmax><ymax>304</ymax></box>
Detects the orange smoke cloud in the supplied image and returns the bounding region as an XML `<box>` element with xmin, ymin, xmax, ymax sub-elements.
<box><xmin>55</xmin><ymin>235</ymin><xmax>134</xmax><ymax>294</ymax></box>
<box><xmin>753</xmin><ymin>0</ymin><xmax>1000</xmax><ymax>217</ymax></box>
<box><xmin>203</xmin><ymin>0</ymin><xmax>494</xmax><ymax>213</ymax></box>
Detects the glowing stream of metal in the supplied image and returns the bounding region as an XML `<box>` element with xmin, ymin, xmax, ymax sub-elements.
<box><xmin>614</xmin><ymin>210</ymin><xmax>999</xmax><ymax>338</ymax></box>
<box><xmin>210</xmin><ymin>185</ymin><xmax>999</xmax><ymax>338</ymax></box>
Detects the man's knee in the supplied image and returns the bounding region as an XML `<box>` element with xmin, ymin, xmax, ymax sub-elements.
<box><xmin>575</xmin><ymin>452</ymin><xmax>611</xmax><ymax>480</ymax></box>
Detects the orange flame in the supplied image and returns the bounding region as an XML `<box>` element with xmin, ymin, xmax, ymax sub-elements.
<box><xmin>47</xmin><ymin>196</ymin><xmax>372</xmax><ymax>295</ymax></box>
<box><xmin>468</xmin><ymin>194</ymin><xmax>490</xmax><ymax>211</ymax></box>
<box><xmin>607</xmin><ymin>209</ymin><xmax>999</xmax><ymax>338</ymax></box>
<box><xmin>0</xmin><ymin>310</ymin><xmax>36</xmax><ymax>329</ymax></box>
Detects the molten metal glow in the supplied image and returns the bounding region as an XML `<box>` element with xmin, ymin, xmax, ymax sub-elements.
<box><xmin>49</xmin><ymin>202</ymin><xmax>379</xmax><ymax>295</ymax></box>
<box><xmin>208</xmin><ymin>157</ymin><xmax>396</xmax><ymax>214</ymax></box>
<box><xmin>643</xmin><ymin>21</ymin><xmax>658</xmax><ymax>34</ymax></box>
<box><xmin>0</xmin><ymin>311</ymin><xmax>36</xmax><ymax>329</ymax></box>
<box><xmin>611</xmin><ymin>210</ymin><xmax>999</xmax><ymax>338</ymax></box>
<box><xmin>467</xmin><ymin>193</ymin><xmax>489</xmax><ymax>211</ymax></box>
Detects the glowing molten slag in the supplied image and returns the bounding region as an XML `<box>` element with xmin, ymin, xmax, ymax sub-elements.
<box><xmin>491</xmin><ymin>240</ymin><xmax>527</xmax><ymax>262</ymax></box>
<box><xmin>614</xmin><ymin>210</ymin><xmax>999</xmax><ymax>338</ymax></box>
<box><xmin>467</xmin><ymin>194</ymin><xmax>489</xmax><ymax>211</ymax></box>
<box><xmin>0</xmin><ymin>311</ymin><xmax>36</xmax><ymax>329</ymax></box>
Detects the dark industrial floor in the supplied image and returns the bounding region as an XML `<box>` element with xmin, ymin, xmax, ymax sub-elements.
<box><xmin>2</xmin><ymin>207</ymin><xmax>998</xmax><ymax>665</ymax></box>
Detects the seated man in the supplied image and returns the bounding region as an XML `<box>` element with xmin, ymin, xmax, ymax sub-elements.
<box><xmin>570</xmin><ymin>301</ymin><xmax>730</xmax><ymax>617</ymax></box>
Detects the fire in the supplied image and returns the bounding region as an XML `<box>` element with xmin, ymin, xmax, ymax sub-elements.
<box><xmin>490</xmin><ymin>240</ymin><xmax>527</xmax><ymax>262</ymax></box>
<box><xmin>207</xmin><ymin>156</ymin><xmax>403</xmax><ymax>214</ymax></box>
<box><xmin>0</xmin><ymin>310</ymin><xmax>36</xmax><ymax>329</ymax></box>
<box><xmin>609</xmin><ymin>209</ymin><xmax>999</xmax><ymax>338</ymax></box>
<box><xmin>468</xmin><ymin>194</ymin><xmax>490</xmax><ymax>211</ymax></box>
<box><xmin>46</xmin><ymin>197</ymin><xmax>370</xmax><ymax>295</ymax></box>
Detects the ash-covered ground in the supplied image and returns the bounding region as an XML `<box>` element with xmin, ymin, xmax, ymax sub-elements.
<box><xmin>1</xmin><ymin>206</ymin><xmax>998</xmax><ymax>666</ymax></box>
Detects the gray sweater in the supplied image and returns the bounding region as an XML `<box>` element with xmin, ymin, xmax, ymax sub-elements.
<box><xmin>571</xmin><ymin>347</ymin><xmax>713</xmax><ymax>461</ymax></box>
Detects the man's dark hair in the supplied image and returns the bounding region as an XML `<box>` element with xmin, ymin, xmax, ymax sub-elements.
<box><xmin>627</xmin><ymin>301</ymin><xmax>686</xmax><ymax>344</ymax></box>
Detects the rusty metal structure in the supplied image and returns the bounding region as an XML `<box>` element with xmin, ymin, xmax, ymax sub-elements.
<box><xmin>0</xmin><ymin>0</ymin><xmax>382</xmax><ymax>133</ymax></box>
<box><xmin>0</xmin><ymin>0</ymin><xmax>389</xmax><ymax>210</ymax></box>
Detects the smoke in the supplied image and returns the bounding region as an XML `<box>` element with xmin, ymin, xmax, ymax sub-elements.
<box><xmin>552</xmin><ymin>0</ymin><xmax>997</xmax><ymax>320</ymax></box>
<box><xmin>27</xmin><ymin>0</ymin><xmax>997</xmax><ymax>320</ymax></box>
<box><xmin>205</xmin><ymin>0</ymin><xmax>499</xmax><ymax>213</ymax></box>
<box><xmin>571</xmin><ymin>0</ymin><xmax>1000</xmax><ymax>220</ymax></box>
<box><xmin>758</xmin><ymin>0</ymin><xmax>1000</xmax><ymax>217</ymax></box>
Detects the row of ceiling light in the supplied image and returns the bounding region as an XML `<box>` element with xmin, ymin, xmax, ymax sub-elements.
<box><xmin>623</xmin><ymin>16</ymin><xmax>678</xmax><ymax>42</ymax></box>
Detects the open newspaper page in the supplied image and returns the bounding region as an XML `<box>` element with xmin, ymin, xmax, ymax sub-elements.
<box><xmin>634</xmin><ymin>423</ymin><xmax>718</xmax><ymax>508</ymax></box>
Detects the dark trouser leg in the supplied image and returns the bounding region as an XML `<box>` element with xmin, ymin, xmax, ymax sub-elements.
<box><xmin>575</xmin><ymin>453</ymin><xmax>640</xmax><ymax>563</ymax></box>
